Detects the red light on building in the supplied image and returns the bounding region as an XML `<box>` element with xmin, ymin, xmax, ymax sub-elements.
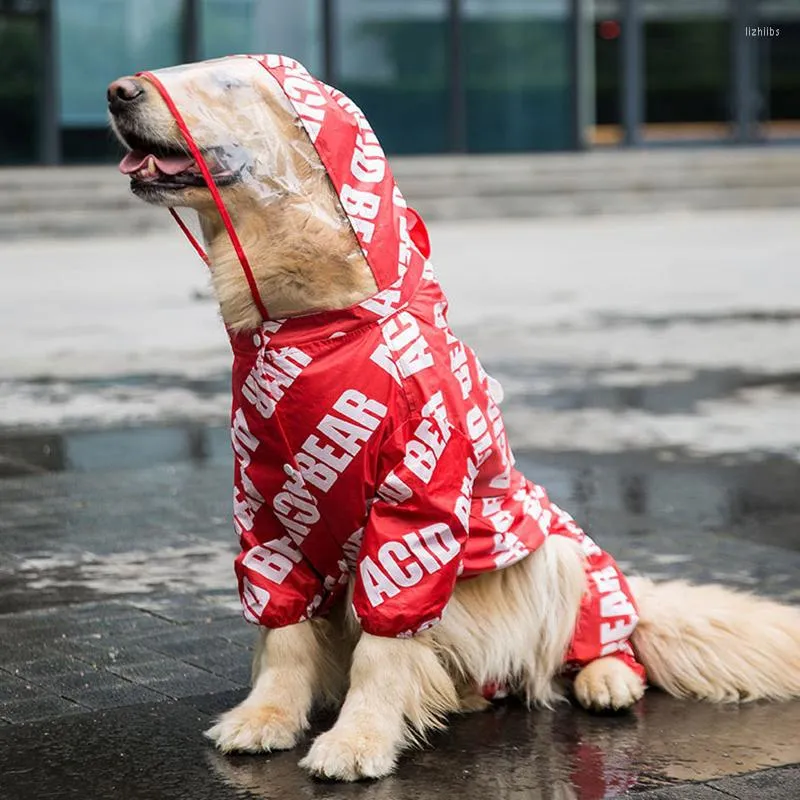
<box><xmin>599</xmin><ymin>20</ymin><xmax>621</xmax><ymax>40</ymax></box>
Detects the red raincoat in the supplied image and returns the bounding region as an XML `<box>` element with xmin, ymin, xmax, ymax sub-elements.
<box><xmin>142</xmin><ymin>55</ymin><xmax>645</xmax><ymax>683</ymax></box>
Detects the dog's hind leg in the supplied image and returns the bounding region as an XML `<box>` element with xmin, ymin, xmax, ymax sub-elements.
<box><xmin>299</xmin><ymin>632</ymin><xmax>460</xmax><ymax>781</ymax></box>
<box><xmin>434</xmin><ymin>535</ymin><xmax>588</xmax><ymax>709</ymax></box>
<box><xmin>205</xmin><ymin>618</ymin><xmax>345</xmax><ymax>753</ymax></box>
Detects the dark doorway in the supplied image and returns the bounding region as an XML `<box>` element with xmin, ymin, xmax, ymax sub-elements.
<box><xmin>0</xmin><ymin>9</ymin><xmax>43</xmax><ymax>164</ymax></box>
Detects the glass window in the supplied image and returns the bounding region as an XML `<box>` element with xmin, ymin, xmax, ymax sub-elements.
<box><xmin>759</xmin><ymin>0</ymin><xmax>800</xmax><ymax>141</ymax></box>
<box><xmin>0</xmin><ymin>12</ymin><xmax>42</xmax><ymax>164</ymax></box>
<box><xmin>642</xmin><ymin>0</ymin><xmax>732</xmax><ymax>143</ymax></box>
<box><xmin>463</xmin><ymin>0</ymin><xmax>573</xmax><ymax>152</ymax></box>
<box><xmin>335</xmin><ymin>0</ymin><xmax>450</xmax><ymax>155</ymax></box>
<box><xmin>57</xmin><ymin>0</ymin><xmax>183</xmax><ymax>127</ymax></box>
<box><xmin>200</xmin><ymin>0</ymin><xmax>322</xmax><ymax>74</ymax></box>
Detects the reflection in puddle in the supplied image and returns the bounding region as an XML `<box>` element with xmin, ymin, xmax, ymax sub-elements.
<box><xmin>205</xmin><ymin>695</ymin><xmax>800</xmax><ymax>799</ymax></box>
<box><xmin>1</xmin><ymin>426</ymin><xmax>799</xmax><ymax>612</ymax></box>
<box><xmin>515</xmin><ymin>451</ymin><xmax>800</xmax><ymax>556</ymax></box>
<box><xmin>4</xmin><ymin>426</ymin><xmax>800</xmax><ymax>554</ymax></box>
<box><xmin>493</xmin><ymin>365</ymin><xmax>800</xmax><ymax>416</ymax></box>
<box><xmin>0</xmin><ymin>425</ymin><xmax>232</xmax><ymax>477</ymax></box>
<box><xmin>18</xmin><ymin>544</ymin><xmax>238</xmax><ymax>598</ymax></box>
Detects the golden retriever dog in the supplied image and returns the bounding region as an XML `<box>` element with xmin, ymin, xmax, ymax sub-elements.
<box><xmin>108</xmin><ymin>57</ymin><xmax>800</xmax><ymax>782</ymax></box>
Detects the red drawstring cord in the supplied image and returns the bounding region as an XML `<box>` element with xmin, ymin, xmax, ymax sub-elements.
<box><xmin>137</xmin><ymin>70</ymin><xmax>270</xmax><ymax>322</ymax></box>
<box><xmin>169</xmin><ymin>208</ymin><xmax>209</xmax><ymax>266</ymax></box>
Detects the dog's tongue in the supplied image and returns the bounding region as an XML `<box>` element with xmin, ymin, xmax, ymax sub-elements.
<box><xmin>119</xmin><ymin>150</ymin><xmax>196</xmax><ymax>175</ymax></box>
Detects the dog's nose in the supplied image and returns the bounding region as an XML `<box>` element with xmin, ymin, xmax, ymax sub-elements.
<box><xmin>107</xmin><ymin>78</ymin><xmax>144</xmax><ymax>114</ymax></box>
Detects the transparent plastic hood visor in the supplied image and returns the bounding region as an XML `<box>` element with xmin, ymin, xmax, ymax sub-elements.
<box><xmin>133</xmin><ymin>55</ymin><xmax>431</xmax><ymax>323</ymax></box>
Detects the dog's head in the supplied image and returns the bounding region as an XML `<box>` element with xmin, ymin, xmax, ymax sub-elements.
<box><xmin>108</xmin><ymin>57</ymin><xmax>319</xmax><ymax>212</ymax></box>
<box><xmin>107</xmin><ymin>56</ymin><xmax>383</xmax><ymax>327</ymax></box>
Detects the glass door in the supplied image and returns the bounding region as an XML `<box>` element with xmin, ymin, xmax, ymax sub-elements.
<box><xmin>642</xmin><ymin>0</ymin><xmax>733</xmax><ymax>143</ymax></box>
<box><xmin>592</xmin><ymin>0</ymin><xmax>736</xmax><ymax>146</ymax></box>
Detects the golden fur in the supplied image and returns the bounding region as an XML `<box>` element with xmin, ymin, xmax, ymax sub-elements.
<box><xmin>109</xmin><ymin>65</ymin><xmax>377</xmax><ymax>329</ymax></box>
<box><xmin>110</xmin><ymin>65</ymin><xmax>800</xmax><ymax>782</ymax></box>
<box><xmin>629</xmin><ymin>577</ymin><xmax>800</xmax><ymax>702</ymax></box>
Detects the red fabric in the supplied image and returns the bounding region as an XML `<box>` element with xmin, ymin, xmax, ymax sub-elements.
<box><xmin>405</xmin><ymin>208</ymin><xmax>431</xmax><ymax>259</ymax></box>
<box><xmin>153</xmin><ymin>54</ymin><xmax>645</xmax><ymax>684</ymax></box>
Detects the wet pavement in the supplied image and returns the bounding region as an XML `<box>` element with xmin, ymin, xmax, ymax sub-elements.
<box><xmin>2</xmin><ymin>212</ymin><xmax>800</xmax><ymax>798</ymax></box>
<box><xmin>1</xmin><ymin>437</ymin><xmax>799</xmax><ymax>799</ymax></box>
<box><xmin>1</xmin><ymin>686</ymin><xmax>799</xmax><ymax>800</ymax></box>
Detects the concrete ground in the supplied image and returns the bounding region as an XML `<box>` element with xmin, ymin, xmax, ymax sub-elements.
<box><xmin>1</xmin><ymin>209</ymin><xmax>799</xmax><ymax>799</ymax></box>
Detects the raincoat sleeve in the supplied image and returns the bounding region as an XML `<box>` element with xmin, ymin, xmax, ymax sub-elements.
<box><xmin>352</xmin><ymin>412</ymin><xmax>475</xmax><ymax>637</ymax></box>
<box><xmin>549</xmin><ymin>504</ymin><xmax>647</xmax><ymax>684</ymax></box>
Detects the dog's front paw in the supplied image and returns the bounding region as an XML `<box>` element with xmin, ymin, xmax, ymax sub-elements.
<box><xmin>205</xmin><ymin>703</ymin><xmax>303</xmax><ymax>753</ymax></box>
<box><xmin>573</xmin><ymin>656</ymin><xmax>645</xmax><ymax>712</ymax></box>
<box><xmin>299</xmin><ymin>724</ymin><xmax>398</xmax><ymax>781</ymax></box>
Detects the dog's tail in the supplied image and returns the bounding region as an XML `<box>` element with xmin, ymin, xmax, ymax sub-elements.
<box><xmin>628</xmin><ymin>577</ymin><xmax>800</xmax><ymax>702</ymax></box>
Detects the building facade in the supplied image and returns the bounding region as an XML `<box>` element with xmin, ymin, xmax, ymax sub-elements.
<box><xmin>0</xmin><ymin>0</ymin><xmax>798</xmax><ymax>165</ymax></box>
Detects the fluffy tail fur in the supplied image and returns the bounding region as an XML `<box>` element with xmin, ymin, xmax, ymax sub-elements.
<box><xmin>629</xmin><ymin>577</ymin><xmax>800</xmax><ymax>702</ymax></box>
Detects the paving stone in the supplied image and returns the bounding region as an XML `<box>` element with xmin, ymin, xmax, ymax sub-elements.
<box><xmin>106</xmin><ymin>659</ymin><xmax>239</xmax><ymax>699</ymax></box>
<box><xmin>185</xmin><ymin>688</ymin><xmax>249</xmax><ymax>717</ymax></box>
<box><xmin>123</xmin><ymin>625</ymin><xmax>239</xmax><ymax>652</ymax></box>
<box><xmin>0</xmin><ymin>695</ymin><xmax>246</xmax><ymax>800</ymax></box>
<box><xmin>0</xmin><ymin>617</ymin><xmax>78</xmax><ymax>641</ymax></box>
<box><xmin>59</xmin><ymin>600</ymin><xmax>138</xmax><ymax>617</ymax></box>
<box><xmin>0</xmin><ymin>605</ymin><xmax>171</xmax><ymax>649</ymax></box>
<box><xmin>1</xmin><ymin>655</ymin><xmax>89</xmax><ymax>681</ymax></box>
<box><xmin>26</xmin><ymin>667</ymin><xmax>135</xmax><ymax>700</ymax></box>
<box><xmin>3</xmin><ymin>208</ymin><xmax>800</xmax><ymax>795</ymax></box>
<box><xmin>132</xmin><ymin>597</ymin><xmax>240</xmax><ymax>624</ymax></box>
<box><xmin>630</xmin><ymin>786</ymin><xmax>727</xmax><ymax>799</ymax></box>
<box><xmin>71</xmin><ymin>681</ymin><xmax>167</xmax><ymax>711</ymax></box>
<box><xmin>0</xmin><ymin>694</ymin><xmax>87</xmax><ymax>724</ymax></box>
<box><xmin>68</xmin><ymin>642</ymin><xmax>163</xmax><ymax>669</ymax></box>
<box><xmin>0</xmin><ymin>636</ymin><xmax>63</xmax><ymax>664</ymax></box>
<box><xmin>142</xmin><ymin>635</ymin><xmax>251</xmax><ymax>682</ymax></box>
<box><xmin>199</xmin><ymin>618</ymin><xmax>256</xmax><ymax>649</ymax></box>
<box><xmin>76</xmin><ymin>613</ymin><xmax>182</xmax><ymax>638</ymax></box>
<box><xmin>2</xmin><ymin>649</ymin><xmax>232</xmax><ymax>713</ymax></box>
<box><xmin>0</xmin><ymin>672</ymin><xmax>42</xmax><ymax>703</ymax></box>
<box><xmin>708</xmin><ymin>766</ymin><xmax>800</xmax><ymax>799</ymax></box>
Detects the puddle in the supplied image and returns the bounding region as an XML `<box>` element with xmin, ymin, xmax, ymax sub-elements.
<box><xmin>2</xmin><ymin>361</ymin><xmax>799</xmax><ymax>613</ymax></box>
<box><xmin>22</xmin><ymin>373</ymin><xmax>229</xmax><ymax>395</ymax></box>
<box><xmin>516</xmin><ymin>450</ymin><xmax>800</xmax><ymax>558</ymax></box>
<box><xmin>1</xmin><ymin>432</ymin><xmax>799</xmax><ymax>615</ymax></box>
<box><xmin>4</xmin><ymin>365</ymin><xmax>800</xmax><ymax>461</ymax></box>
<box><xmin>203</xmin><ymin>695</ymin><xmax>800</xmax><ymax>798</ymax></box>
<box><xmin>0</xmin><ymin>425</ymin><xmax>232</xmax><ymax>477</ymax></box>
<box><xmin>2</xmin><ymin>422</ymin><xmax>800</xmax><ymax>553</ymax></box>
<box><xmin>596</xmin><ymin>309</ymin><xmax>800</xmax><ymax>327</ymax></box>
<box><xmin>493</xmin><ymin>365</ymin><xmax>800</xmax><ymax>415</ymax></box>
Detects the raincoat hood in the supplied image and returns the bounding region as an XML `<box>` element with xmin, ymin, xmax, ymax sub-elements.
<box><xmin>137</xmin><ymin>54</ymin><xmax>430</xmax><ymax>325</ymax></box>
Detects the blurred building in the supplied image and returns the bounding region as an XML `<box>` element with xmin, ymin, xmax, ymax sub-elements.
<box><xmin>1</xmin><ymin>0</ymin><xmax>799</xmax><ymax>165</ymax></box>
